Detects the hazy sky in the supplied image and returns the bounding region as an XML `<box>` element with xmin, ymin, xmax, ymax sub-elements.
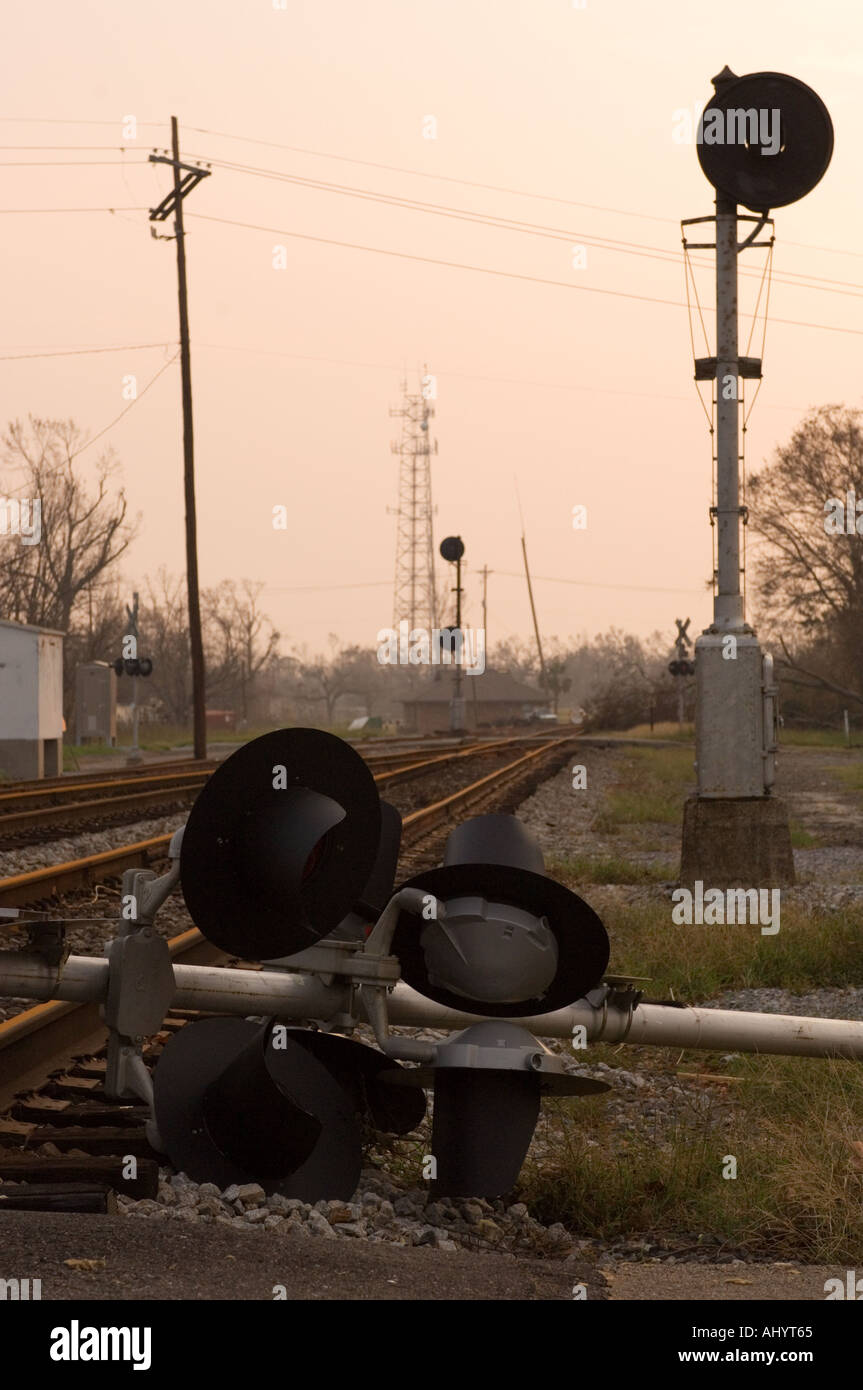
<box><xmin>3</xmin><ymin>0</ymin><xmax>862</xmax><ymax>660</ymax></box>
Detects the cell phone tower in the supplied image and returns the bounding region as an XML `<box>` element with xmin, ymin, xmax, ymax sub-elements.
<box><xmin>390</xmin><ymin>375</ymin><xmax>438</xmax><ymax>633</ymax></box>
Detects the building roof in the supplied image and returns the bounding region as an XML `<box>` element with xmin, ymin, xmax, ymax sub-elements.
<box><xmin>0</xmin><ymin>618</ymin><xmax>66</xmax><ymax>638</ymax></box>
<box><xmin>400</xmin><ymin>670</ymin><xmax>547</xmax><ymax>705</ymax></box>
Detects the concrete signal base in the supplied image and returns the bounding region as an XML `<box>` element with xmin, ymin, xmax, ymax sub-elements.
<box><xmin>680</xmin><ymin>795</ymin><xmax>795</xmax><ymax>886</ymax></box>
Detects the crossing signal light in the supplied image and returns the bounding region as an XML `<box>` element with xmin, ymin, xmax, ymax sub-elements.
<box><xmin>154</xmin><ymin>752</ymin><xmax>425</xmax><ymax>1199</ymax></box>
<box><xmin>383</xmin><ymin>815</ymin><xmax>611</xmax><ymax>1195</ymax></box>
<box><xmin>112</xmin><ymin>656</ymin><xmax>153</xmax><ymax>678</ymax></box>
<box><xmin>381</xmin><ymin>1020</ymin><xmax>609</xmax><ymax>1197</ymax></box>
<box><xmin>153</xmin><ymin>1018</ymin><xmax>424</xmax><ymax>1200</ymax></box>
<box><xmin>179</xmin><ymin>728</ymin><xmax>383</xmax><ymax>960</ymax></box>
<box><xmin>668</xmin><ymin>659</ymin><xmax>695</xmax><ymax>677</ymax></box>
<box><xmin>391</xmin><ymin>814</ymin><xmax>610</xmax><ymax>1016</ymax></box>
<box><xmin>156</xmin><ymin>731</ymin><xmax>614</xmax><ymax>1201</ymax></box>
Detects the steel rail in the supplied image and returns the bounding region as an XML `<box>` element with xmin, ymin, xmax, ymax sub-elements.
<box><xmin>0</xmin><ymin>734</ymin><xmax>560</xmax><ymax>840</ymax></box>
<box><xmin>0</xmin><ymin>737</ymin><xmax>575</xmax><ymax>1091</ymax></box>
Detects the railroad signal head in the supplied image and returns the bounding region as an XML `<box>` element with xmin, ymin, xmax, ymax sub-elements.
<box><xmin>311</xmin><ymin>799</ymin><xmax>402</xmax><ymax>945</ymax></box>
<box><xmin>179</xmin><ymin>728</ymin><xmax>383</xmax><ymax>960</ymax></box>
<box><xmin>152</xmin><ymin>1017</ymin><xmax>424</xmax><ymax>1200</ymax></box>
<box><xmin>113</xmin><ymin>656</ymin><xmax>153</xmax><ymax>678</ymax></box>
<box><xmin>696</xmin><ymin>68</ymin><xmax>833</xmax><ymax>212</ymax></box>
<box><xmin>391</xmin><ymin>813</ymin><xmax>610</xmax><ymax>1017</ymax></box>
<box><xmin>380</xmin><ymin>1020</ymin><xmax>609</xmax><ymax>1197</ymax></box>
<box><xmin>439</xmin><ymin>535</ymin><xmax>465</xmax><ymax>562</ymax></box>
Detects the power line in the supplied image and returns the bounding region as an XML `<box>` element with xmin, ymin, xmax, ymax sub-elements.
<box><xmin>189</xmin><ymin>212</ymin><xmax>685</xmax><ymax>309</ymax></box>
<box><xmin>184</xmin><ymin>123</ymin><xmax>863</xmax><ymax>264</ymax></box>
<box><xmin>0</xmin><ymin>118</ymin><xmax>165</xmax><ymax>126</ymax></box>
<box><xmin>0</xmin><ymin>342</ymin><xmax>172</xmax><ymax>361</ymax></box>
<box><xmin>196</xmin><ymin>341</ymin><xmax>806</xmax><ymax>413</ymax></box>
<box><xmin>0</xmin><ymin>159</ymin><xmax>149</xmax><ymax>166</ymax></box>
<box><xmin>187</xmin><ymin>212</ymin><xmax>863</xmax><ymax>338</ymax></box>
<box><xmin>265</xmin><ymin>575</ymin><xmax>704</xmax><ymax>596</ymax></box>
<box><xmin>70</xmin><ymin>351</ymin><xmax>180</xmax><ymax>458</ymax></box>
<box><xmin>185</xmin><ymin>124</ymin><xmax>675</xmax><ymax>225</ymax></box>
<box><xmin>495</xmin><ymin>571</ymin><xmax>705</xmax><ymax>595</ymax></box>
<box><xmin>0</xmin><ymin>207</ymin><xmax>148</xmax><ymax>213</ymax></box>
<box><xmin>8</xmin><ymin>138</ymin><xmax>854</xmax><ymax>298</ymax></box>
<box><xmin>189</xmin><ymin>152</ymin><xmax>863</xmax><ymax>299</ymax></box>
<box><xmin>266</xmin><ymin>581</ymin><xmax>392</xmax><ymax>592</ymax></box>
<box><xmin>0</xmin><ymin>145</ymin><xmax>142</xmax><ymax>151</ymax></box>
<box><xmin>3</xmin><ymin>116</ymin><xmax>859</xmax><ymax>264</ymax></box>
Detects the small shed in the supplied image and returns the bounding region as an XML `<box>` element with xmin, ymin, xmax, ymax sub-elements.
<box><xmin>0</xmin><ymin>619</ymin><xmax>65</xmax><ymax>779</ymax></box>
<box><xmin>75</xmin><ymin>661</ymin><xmax>117</xmax><ymax>746</ymax></box>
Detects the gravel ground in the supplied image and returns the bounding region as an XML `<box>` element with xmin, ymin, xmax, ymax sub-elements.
<box><xmin>115</xmin><ymin>1169</ymin><xmax>580</xmax><ymax>1258</ymax></box>
<box><xmin>0</xmin><ymin>811</ymin><xmax>183</xmax><ymax>881</ymax></box>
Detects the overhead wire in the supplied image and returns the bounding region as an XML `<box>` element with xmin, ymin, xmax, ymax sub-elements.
<box><xmin>186</xmin><ymin>211</ymin><xmax>863</xmax><ymax>339</ymax></box>
<box><xmin>71</xmin><ymin>350</ymin><xmax>183</xmax><ymax>458</ymax></box>
<box><xmin>182</xmin><ymin>122</ymin><xmax>863</xmax><ymax>265</ymax></box>
<box><xmin>0</xmin><ymin>343</ymin><xmax>172</xmax><ymax>361</ymax></box>
<box><xmin>182</xmin><ymin>151</ymin><xmax>863</xmax><ymax>299</ymax></box>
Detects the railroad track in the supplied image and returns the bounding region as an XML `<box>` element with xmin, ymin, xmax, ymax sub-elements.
<box><xmin>0</xmin><ymin>734</ymin><xmax>576</xmax><ymax>1194</ymax></box>
<box><xmin>0</xmin><ymin>732</ymin><xmax>563</xmax><ymax>844</ymax></box>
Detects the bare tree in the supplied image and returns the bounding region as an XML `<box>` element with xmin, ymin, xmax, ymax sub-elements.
<box><xmin>0</xmin><ymin>417</ymin><xmax>138</xmax><ymax>631</ymax></box>
<box><xmin>292</xmin><ymin>637</ymin><xmax>374</xmax><ymax>726</ymax></box>
<box><xmin>748</xmin><ymin>404</ymin><xmax>863</xmax><ymax>710</ymax></box>
<box><xmin>137</xmin><ymin>571</ymin><xmax>193</xmax><ymax>725</ymax></box>
<box><xmin>204</xmin><ymin>579</ymin><xmax>280</xmax><ymax>723</ymax></box>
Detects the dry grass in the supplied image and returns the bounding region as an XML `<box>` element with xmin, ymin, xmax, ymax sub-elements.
<box><xmin>518</xmin><ymin>1055</ymin><xmax>863</xmax><ymax>1262</ymax></box>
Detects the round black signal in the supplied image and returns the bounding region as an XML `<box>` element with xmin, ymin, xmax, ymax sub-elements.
<box><xmin>697</xmin><ymin>70</ymin><xmax>833</xmax><ymax>212</ymax></box>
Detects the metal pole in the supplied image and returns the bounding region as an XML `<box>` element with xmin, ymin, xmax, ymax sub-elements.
<box><xmin>126</xmin><ymin>592</ymin><xmax>141</xmax><ymax>766</ymax></box>
<box><xmin>131</xmin><ymin>676</ymin><xmax>140</xmax><ymax>757</ymax></box>
<box><xmin>714</xmin><ymin>191</ymin><xmax>744</xmax><ymax>631</ymax></box>
<box><xmin>481</xmin><ymin>564</ymin><xmax>488</xmax><ymax>648</ymax></box>
<box><xmin>171</xmin><ymin>116</ymin><xmax>207</xmax><ymax>763</ymax></box>
<box><xmin>6</xmin><ymin>953</ymin><xmax>863</xmax><ymax>1061</ymax></box>
<box><xmin>453</xmin><ymin>551</ymin><xmax>463</xmax><ymax>726</ymax></box>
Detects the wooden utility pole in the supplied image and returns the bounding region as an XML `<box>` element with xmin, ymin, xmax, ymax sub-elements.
<box><xmin>481</xmin><ymin>564</ymin><xmax>489</xmax><ymax>648</ymax></box>
<box><xmin>521</xmin><ymin>532</ymin><xmax>546</xmax><ymax>690</ymax></box>
<box><xmin>149</xmin><ymin>121</ymin><xmax>211</xmax><ymax>760</ymax></box>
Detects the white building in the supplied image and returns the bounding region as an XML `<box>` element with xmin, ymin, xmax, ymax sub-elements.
<box><xmin>0</xmin><ymin>619</ymin><xmax>64</xmax><ymax>779</ymax></box>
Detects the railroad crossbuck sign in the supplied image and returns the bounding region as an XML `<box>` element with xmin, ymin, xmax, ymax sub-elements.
<box><xmin>151</xmin><ymin>728</ymin><xmax>611</xmax><ymax>1198</ymax></box>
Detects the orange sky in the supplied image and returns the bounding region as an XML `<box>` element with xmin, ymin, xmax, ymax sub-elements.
<box><xmin>3</xmin><ymin>0</ymin><xmax>861</xmax><ymax>658</ymax></box>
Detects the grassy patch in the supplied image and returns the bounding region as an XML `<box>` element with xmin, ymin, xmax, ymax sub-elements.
<box><xmin>780</xmin><ymin>727</ymin><xmax>860</xmax><ymax>748</ymax></box>
<box><xmin>548</xmin><ymin>853</ymin><xmax>676</xmax><ymax>885</ymax></box>
<box><xmin>789</xmin><ymin>820</ymin><xmax>821</xmax><ymax>848</ymax></box>
<box><xmin>834</xmin><ymin>762</ymin><xmax>863</xmax><ymax>794</ymax></box>
<box><xmin>592</xmin><ymin>746</ymin><xmax>694</xmax><ymax>830</ymax></box>
<box><xmin>604</xmin><ymin>722</ymin><xmax>695</xmax><ymax>742</ymax></box>
<box><xmin>518</xmin><ymin>1055</ymin><xmax>863</xmax><ymax>1262</ymax></box>
<box><xmin>585</xmin><ymin>899</ymin><xmax>863</xmax><ymax>1001</ymax></box>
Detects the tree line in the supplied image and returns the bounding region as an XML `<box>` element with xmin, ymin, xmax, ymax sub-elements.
<box><xmin>1</xmin><ymin>408</ymin><xmax>858</xmax><ymax>734</ymax></box>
